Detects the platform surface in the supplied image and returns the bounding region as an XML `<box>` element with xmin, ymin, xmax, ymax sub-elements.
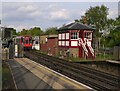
<box><xmin>106</xmin><ymin>60</ymin><xmax>120</xmax><ymax>64</ymax></box>
<box><xmin>9</xmin><ymin>58</ymin><xmax>92</xmax><ymax>90</ymax></box>
<box><xmin>8</xmin><ymin>59</ymin><xmax>52</xmax><ymax>89</ymax></box>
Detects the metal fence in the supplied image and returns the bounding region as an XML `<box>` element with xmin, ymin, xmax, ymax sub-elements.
<box><xmin>97</xmin><ymin>46</ymin><xmax>120</xmax><ymax>60</ymax></box>
<box><xmin>96</xmin><ymin>48</ymin><xmax>113</xmax><ymax>59</ymax></box>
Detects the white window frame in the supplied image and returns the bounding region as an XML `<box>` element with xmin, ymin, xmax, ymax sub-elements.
<box><xmin>66</xmin><ymin>33</ymin><xmax>69</xmax><ymax>39</ymax></box>
<box><xmin>71</xmin><ymin>32</ymin><xmax>78</xmax><ymax>40</ymax></box>
<box><xmin>59</xmin><ymin>34</ymin><xmax>62</xmax><ymax>40</ymax></box>
<box><xmin>62</xmin><ymin>41</ymin><xmax>65</xmax><ymax>46</ymax></box>
<box><xmin>62</xmin><ymin>33</ymin><xmax>65</xmax><ymax>40</ymax></box>
<box><xmin>66</xmin><ymin>41</ymin><xmax>69</xmax><ymax>46</ymax></box>
<box><xmin>71</xmin><ymin>41</ymin><xmax>78</xmax><ymax>46</ymax></box>
<box><xmin>59</xmin><ymin>41</ymin><xmax>62</xmax><ymax>46</ymax></box>
<box><xmin>84</xmin><ymin>32</ymin><xmax>92</xmax><ymax>40</ymax></box>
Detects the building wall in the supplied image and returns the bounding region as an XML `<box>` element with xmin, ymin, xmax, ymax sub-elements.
<box><xmin>58</xmin><ymin>30</ymin><xmax>94</xmax><ymax>59</ymax></box>
<box><xmin>40</xmin><ymin>44</ymin><xmax>47</xmax><ymax>53</ymax></box>
<box><xmin>40</xmin><ymin>35</ymin><xmax>58</xmax><ymax>56</ymax></box>
<box><xmin>58</xmin><ymin>47</ymin><xmax>69</xmax><ymax>57</ymax></box>
<box><xmin>47</xmin><ymin>37</ymin><xmax>58</xmax><ymax>56</ymax></box>
<box><xmin>58</xmin><ymin>47</ymin><xmax>78</xmax><ymax>58</ymax></box>
<box><xmin>69</xmin><ymin>48</ymin><xmax>78</xmax><ymax>58</ymax></box>
<box><xmin>58</xmin><ymin>32</ymin><xmax>70</xmax><ymax>47</ymax></box>
<box><xmin>40</xmin><ymin>35</ymin><xmax>47</xmax><ymax>44</ymax></box>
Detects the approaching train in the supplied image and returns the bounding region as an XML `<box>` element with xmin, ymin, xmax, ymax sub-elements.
<box><xmin>15</xmin><ymin>36</ymin><xmax>32</xmax><ymax>50</ymax></box>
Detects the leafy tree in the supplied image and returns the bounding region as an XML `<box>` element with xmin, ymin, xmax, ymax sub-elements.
<box><xmin>80</xmin><ymin>5</ymin><xmax>108</xmax><ymax>37</ymax></box>
<box><xmin>79</xmin><ymin>16</ymin><xmax>86</xmax><ymax>24</ymax></box>
<box><xmin>114</xmin><ymin>16</ymin><xmax>120</xmax><ymax>25</ymax></box>
<box><xmin>12</xmin><ymin>28</ymin><xmax>17</xmax><ymax>36</ymax></box>
<box><xmin>101</xmin><ymin>16</ymin><xmax>120</xmax><ymax>47</ymax></box>
<box><xmin>106</xmin><ymin>28</ymin><xmax>120</xmax><ymax>47</ymax></box>
<box><xmin>17</xmin><ymin>31</ymin><xmax>20</xmax><ymax>36</ymax></box>
<box><xmin>44</xmin><ymin>27</ymin><xmax>58</xmax><ymax>35</ymax></box>
<box><xmin>18</xmin><ymin>27</ymin><xmax>44</xmax><ymax>36</ymax></box>
<box><xmin>105</xmin><ymin>16</ymin><xmax>120</xmax><ymax>32</ymax></box>
<box><xmin>29</xmin><ymin>27</ymin><xmax>43</xmax><ymax>36</ymax></box>
<box><xmin>20</xmin><ymin>29</ymin><xmax>28</xmax><ymax>36</ymax></box>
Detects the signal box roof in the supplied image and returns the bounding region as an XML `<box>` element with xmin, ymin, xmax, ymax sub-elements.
<box><xmin>57</xmin><ymin>22</ymin><xmax>94</xmax><ymax>31</ymax></box>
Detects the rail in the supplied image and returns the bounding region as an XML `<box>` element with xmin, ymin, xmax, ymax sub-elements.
<box><xmin>24</xmin><ymin>50</ymin><xmax>120</xmax><ymax>90</ymax></box>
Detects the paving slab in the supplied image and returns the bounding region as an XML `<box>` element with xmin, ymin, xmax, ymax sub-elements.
<box><xmin>14</xmin><ymin>58</ymin><xmax>92</xmax><ymax>90</ymax></box>
<box><xmin>8</xmin><ymin>59</ymin><xmax>52</xmax><ymax>89</ymax></box>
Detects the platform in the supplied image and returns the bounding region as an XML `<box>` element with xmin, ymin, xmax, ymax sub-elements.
<box><xmin>106</xmin><ymin>60</ymin><xmax>120</xmax><ymax>64</ymax></box>
<box><xmin>8</xmin><ymin>59</ymin><xmax>52</xmax><ymax>89</ymax></box>
<box><xmin>12</xmin><ymin>58</ymin><xmax>92</xmax><ymax>90</ymax></box>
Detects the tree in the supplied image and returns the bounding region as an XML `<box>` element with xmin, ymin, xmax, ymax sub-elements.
<box><xmin>18</xmin><ymin>27</ymin><xmax>44</xmax><ymax>36</ymax></box>
<box><xmin>17</xmin><ymin>31</ymin><xmax>20</xmax><ymax>36</ymax></box>
<box><xmin>30</xmin><ymin>27</ymin><xmax>43</xmax><ymax>36</ymax></box>
<box><xmin>20</xmin><ymin>29</ymin><xmax>28</xmax><ymax>36</ymax></box>
<box><xmin>44</xmin><ymin>27</ymin><xmax>58</xmax><ymax>35</ymax></box>
<box><xmin>106</xmin><ymin>28</ymin><xmax>120</xmax><ymax>47</ymax></box>
<box><xmin>101</xmin><ymin>16</ymin><xmax>120</xmax><ymax>47</ymax></box>
<box><xmin>114</xmin><ymin>16</ymin><xmax>120</xmax><ymax>26</ymax></box>
<box><xmin>12</xmin><ymin>28</ymin><xmax>17</xmax><ymax>36</ymax></box>
<box><xmin>80</xmin><ymin>5</ymin><xmax>108</xmax><ymax>37</ymax></box>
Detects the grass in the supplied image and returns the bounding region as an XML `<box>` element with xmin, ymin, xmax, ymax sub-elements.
<box><xmin>32</xmin><ymin>49</ymin><xmax>114</xmax><ymax>62</ymax></box>
<box><xmin>67</xmin><ymin>53</ymin><xmax>114</xmax><ymax>62</ymax></box>
<box><xmin>68</xmin><ymin>57</ymin><xmax>94</xmax><ymax>62</ymax></box>
<box><xmin>95</xmin><ymin>53</ymin><xmax>113</xmax><ymax>60</ymax></box>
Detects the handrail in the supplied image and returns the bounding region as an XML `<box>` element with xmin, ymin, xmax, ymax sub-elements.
<box><xmin>78</xmin><ymin>38</ymin><xmax>88</xmax><ymax>56</ymax></box>
<box><xmin>78</xmin><ymin>38</ymin><xmax>95</xmax><ymax>57</ymax></box>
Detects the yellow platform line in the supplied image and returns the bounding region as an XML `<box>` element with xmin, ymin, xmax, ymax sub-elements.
<box><xmin>15</xmin><ymin>58</ymin><xmax>92</xmax><ymax>90</ymax></box>
<box><xmin>15</xmin><ymin>58</ymin><xmax>65</xmax><ymax>89</ymax></box>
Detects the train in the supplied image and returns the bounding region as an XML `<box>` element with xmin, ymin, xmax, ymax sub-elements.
<box><xmin>15</xmin><ymin>36</ymin><xmax>32</xmax><ymax>50</ymax></box>
<box><xmin>32</xmin><ymin>36</ymin><xmax>40</xmax><ymax>50</ymax></box>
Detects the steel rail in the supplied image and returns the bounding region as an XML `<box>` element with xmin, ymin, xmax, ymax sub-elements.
<box><xmin>24</xmin><ymin>50</ymin><xmax>120</xmax><ymax>90</ymax></box>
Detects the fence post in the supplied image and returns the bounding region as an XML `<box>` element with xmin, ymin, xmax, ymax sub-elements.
<box><xmin>113</xmin><ymin>46</ymin><xmax>120</xmax><ymax>60</ymax></box>
<box><xmin>118</xmin><ymin>46</ymin><xmax>120</xmax><ymax>61</ymax></box>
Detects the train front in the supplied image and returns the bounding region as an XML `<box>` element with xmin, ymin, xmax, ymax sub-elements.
<box><xmin>24</xmin><ymin>36</ymin><xmax>32</xmax><ymax>50</ymax></box>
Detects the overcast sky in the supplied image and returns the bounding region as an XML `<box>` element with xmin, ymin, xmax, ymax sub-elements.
<box><xmin>1</xmin><ymin>1</ymin><xmax>119</xmax><ymax>32</ymax></box>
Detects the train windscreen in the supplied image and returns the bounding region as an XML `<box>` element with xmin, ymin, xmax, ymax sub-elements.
<box><xmin>21</xmin><ymin>37</ymin><xmax>24</xmax><ymax>43</ymax></box>
<box><xmin>25</xmin><ymin>40</ymin><xmax>29</xmax><ymax>44</ymax></box>
<box><xmin>24</xmin><ymin>36</ymin><xmax>32</xmax><ymax>44</ymax></box>
<box><xmin>30</xmin><ymin>37</ymin><xmax>32</xmax><ymax>44</ymax></box>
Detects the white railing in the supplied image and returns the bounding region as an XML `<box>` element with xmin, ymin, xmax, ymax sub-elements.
<box><xmin>78</xmin><ymin>38</ymin><xmax>88</xmax><ymax>56</ymax></box>
<box><xmin>85</xmin><ymin>38</ymin><xmax>94</xmax><ymax>57</ymax></box>
<box><xmin>88</xmin><ymin>46</ymin><xmax>94</xmax><ymax>57</ymax></box>
<box><xmin>78</xmin><ymin>38</ymin><xmax>95</xmax><ymax>57</ymax></box>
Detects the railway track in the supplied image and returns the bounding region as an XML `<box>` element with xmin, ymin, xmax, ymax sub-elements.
<box><xmin>24</xmin><ymin>50</ymin><xmax>120</xmax><ymax>90</ymax></box>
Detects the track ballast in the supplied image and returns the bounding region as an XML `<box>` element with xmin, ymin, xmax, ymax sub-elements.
<box><xmin>24</xmin><ymin>50</ymin><xmax>120</xmax><ymax>90</ymax></box>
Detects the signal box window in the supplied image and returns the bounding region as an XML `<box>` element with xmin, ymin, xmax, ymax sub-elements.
<box><xmin>71</xmin><ymin>32</ymin><xmax>78</xmax><ymax>39</ymax></box>
<box><xmin>84</xmin><ymin>32</ymin><xmax>92</xmax><ymax>39</ymax></box>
